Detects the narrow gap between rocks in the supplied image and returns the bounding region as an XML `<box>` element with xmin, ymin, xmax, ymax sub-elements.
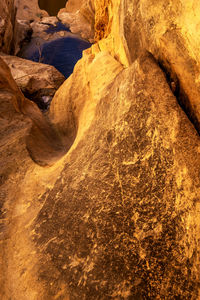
<box><xmin>38</xmin><ymin>0</ymin><xmax>68</xmax><ymax>16</ymax></box>
<box><xmin>158</xmin><ymin>59</ymin><xmax>200</xmax><ymax>135</ymax></box>
<box><xmin>16</xmin><ymin>17</ymin><xmax>91</xmax><ymax>112</ymax></box>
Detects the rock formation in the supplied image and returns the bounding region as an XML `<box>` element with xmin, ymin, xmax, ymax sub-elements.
<box><xmin>0</xmin><ymin>0</ymin><xmax>15</xmax><ymax>53</ymax></box>
<box><xmin>1</xmin><ymin>0</ymin><xmax>200</xmax><ymax>299</ymax></box>
<box><xmin>15</xmin><ymin>0</ymin><xmax>48</xmax><ymax>21</ymax></box>
<box><xmin>58</xmin><ymin>0</ymin><xmax>95</xmax><ymax>42</ymax></box>
<box><xmin>0</xmin><ymin>53</ymin><xmax>65</xmax><ymax>109</ymax></box>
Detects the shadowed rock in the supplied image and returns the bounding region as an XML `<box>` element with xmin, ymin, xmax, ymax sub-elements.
<box><xmin>0</xmin><ymin>53</ymin><xmax>65</xmax><ymax>110</ymax></box>
<box><xmin>20</xmin><ymin>36</ymin><xmax>91</xmax><ymax>78</ymax></box>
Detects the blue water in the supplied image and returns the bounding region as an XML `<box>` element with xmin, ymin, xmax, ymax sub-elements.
<box><xmin>27</xmin><ymin>37</ymin><xmax>91</xmax><ymax>78</ymax></box>
<box><xmin>44</xmin><ymin>22</ymin><xmax>70</xmax><ymax>34</ymax></box>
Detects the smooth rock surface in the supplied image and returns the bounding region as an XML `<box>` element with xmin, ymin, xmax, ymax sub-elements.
<box><xmin>0</xmin><ymin>53</ymin><xmax>65</xmax><ymax>110</ymax></box>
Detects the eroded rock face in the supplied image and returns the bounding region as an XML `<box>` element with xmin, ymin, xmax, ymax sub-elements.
<box><xmin>0</xmin><ymin>0</ymin><xmax>15</xmax><ymax>53</ymax></box>
<box><xmin>0</xmin><ymin>53</ymin><xmax>65</xmax><ymax>110</ymax></box>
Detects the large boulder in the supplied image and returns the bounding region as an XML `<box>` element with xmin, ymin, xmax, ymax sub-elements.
<box><xmin>0</xmin><ymin>0</ymin><xmax>15</xmax><ymax>53</ymax></box>
<box><xmin>0</xmin><ymin>53</ymin><xmax>65</xmax><ymax>110</ymax></box>
<box><xmin>29</xmin><ymin>17</ymin><xmax>72</xmax><ymax>41</ymax></box>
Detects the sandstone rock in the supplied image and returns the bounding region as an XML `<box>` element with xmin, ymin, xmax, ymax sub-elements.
<box><xmin>65</xmin><ymin>0</ymin><xmax>85</xmax><ymax>13</ymax></box>
<box><xmin>1</xmin><ymin>1</ymin><xmax>200</xmax><ymax>299</ymax></box>
<box><xmin>93</xmin><ymin>0</ymin><xmax>200</xmax><ymax>133</ymax></box>
<box><xmin>0</xmin><ymin>56</ymin><xmax>65</xmax><ymax>297</ymax></box>
<box><xmin>40</xmin><ymin>16</ymin><xmax>59</xmax><ymax>26</ymax></box>
<box><xmin>58</xmin><ymin>0</ymin><xmax>95</xmax><ymax>42</ymax></box>
<box><xmin>33</xmin><ymin>50</ymin><xmax>200</xmax><ymax>299</ymax></box>
<box><xmin>30</xmin><ymin>17</ymin><xmax>72</xmax><ymax>42</ymax></box>
<box><xmin>58</xmin><ymin>11</ymin><xmax>94</xmax><ymax>42</ymax></box>
<box><xmin>0</xmin><ymin>57</ymin><xmax>32</xmax><ymax>297</ymax></box>
<box><xmin>0</xmin><ymin>0</ymin><xmax>15</xmax><ymax>53</ymax></box>
<box><xmin>15</xmin><ymin>0</ymin><xmax>48</xmax><ymax>21</ymax></box>
<box><xmin>1</xmin><ymin>49</ymin><xmax>200</xmax><ymax>298</ymax></box>
<box><xmin>13</xmin><ymin>19</ymin><xmax>32</xmax><ymax>55</ymax></box>
<box><xmin>0</xmin><ymin>53</ymin><xmax>65</xmax><ymax>110</ymax></box>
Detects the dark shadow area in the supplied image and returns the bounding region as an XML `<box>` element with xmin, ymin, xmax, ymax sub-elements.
<box><xmin>158</xmin><ymin>58</ymin><xmax>200</xmax><ymax>136</ymax></box>
<box><xmin>19</xmin><ymin>35</ymin><xmax>91</xmax><ymax>78</ymax></box>
<box><xmin>39</xmin><ymin>0</ymin><xmax>67</xmax><ymax>16</ymax></box>
<box><xmin>23</xmin><ymin>99</ymin><xmax>77</xmax><ymax>166</ymax></box>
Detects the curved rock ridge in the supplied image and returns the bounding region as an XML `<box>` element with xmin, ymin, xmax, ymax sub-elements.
<box><xmin>0</xmin><ymin>56</ymin><xmax>65</xmax><ymax>165</ymax></box>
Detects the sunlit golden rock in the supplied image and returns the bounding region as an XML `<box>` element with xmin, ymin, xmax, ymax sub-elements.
<box><xmin>93</xmin><ymin>0</ymin><xmax>200</xmax><ymax>131</ymax></box>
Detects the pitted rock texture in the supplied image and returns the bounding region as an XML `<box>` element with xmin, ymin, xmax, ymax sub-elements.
<box><xmin>30</xmin><ymin>53</ymin><xmax>200</xmax><ymax>299</ymax></box>
<box><xmin>1</xmin><ymin>50</ymin><xmax>200</xmax><ymax>299</ymax></box>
